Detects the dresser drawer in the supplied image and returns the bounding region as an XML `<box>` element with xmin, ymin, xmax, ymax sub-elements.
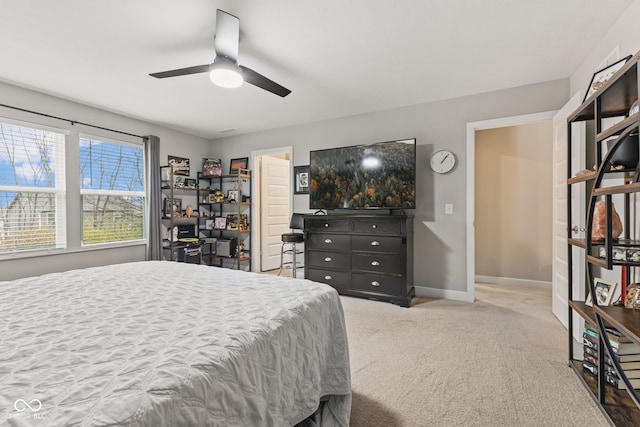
<box><xmin>353</xmin><ymin>218</ymin><xmax>402</xmax><ymax>234</ymax></box>
<box><xmin>352</xmin><ymin>253</ymin><xmax>403</xmax><ymax>275</ymax></box>
<box><xmin>352</xmin><ymin>273</ymin><xmax>403</xmax><ymax>296</ymax></box>
<box><xmin>308</xmin><ymin>250</ymin><xmax>351</xmax><ymax>270</ymax></box>
<box><xmin>306</xmin><ymin>233</ymin><xmax>351</xmax><ymax>251</ymax></box>
<box><xmin>306</xmin><ymin>218</ymin><xmax>351</xmax><ymax>232</ymax></box>
<box><xmin>352</xmin><ymin>235</ymin><xmax>402</xmax><ymax>253</ymax></box>
<box><xmin>307</xmin><ymin>268</ymin><xmax>351</xmax><ymax>290</ymax></box>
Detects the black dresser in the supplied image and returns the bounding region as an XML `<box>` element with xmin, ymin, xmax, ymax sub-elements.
<box><xmin>304</xmin><ymin>213</ymin><xmax>414</xmax><ymax>307</ymax></box>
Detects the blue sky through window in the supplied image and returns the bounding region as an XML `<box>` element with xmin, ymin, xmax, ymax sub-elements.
<box><xmin>79</xmin><ymin>138</ymin><xmax>143</xmax><ymax>192</ymax></box>
<box><xmin>0</xmin><ymin>123</ymin><xmax>60</xmax><ymax>208</ymax></box>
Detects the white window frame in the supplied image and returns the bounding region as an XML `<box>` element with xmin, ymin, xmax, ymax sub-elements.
<box><xmin>0</xmin><ymin>117</ymin><xmax>68</xmax><ymax>258</ymax></box>
<box><xmin>79</xmin><ymin>133</ymin><xmax>146</xmax><ymax>247</ymax></box>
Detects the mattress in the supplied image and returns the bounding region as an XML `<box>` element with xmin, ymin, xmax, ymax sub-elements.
<box><xmin>0</xmin><ymin>261</ymin><xmax>351</xmax><ymax>426</ymax></box>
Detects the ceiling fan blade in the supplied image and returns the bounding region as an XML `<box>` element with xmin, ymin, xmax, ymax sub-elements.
<box><xmin>149</xmin><ymin>64</ymin><xmax>212</xmax><ymax>79</ymax></box>
<box><xmin>215</xmin><ymin>9</ymin><xmax>239</xmax><ymax>61</ymax></box>
<box><xmin>239</xmin><ymin>65</ymin><xmax>291</xmax><ymax>97</ymax></box>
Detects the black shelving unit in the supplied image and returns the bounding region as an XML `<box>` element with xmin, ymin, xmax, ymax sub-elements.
<box><xmin>197</xmin><ymin>168</ymin><xmax>251</xmax><ymax>270</ymax></box>
<box><xmin>567</xmin><ymin>49</ymin><xmax>640</xmax><ymax>425</ymax></box>
<box><xmin>160</xmin><ymin>165</ymin><xmax>199</xmax><ymax>262</ymax></box>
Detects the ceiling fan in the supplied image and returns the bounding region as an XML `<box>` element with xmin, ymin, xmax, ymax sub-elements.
<box><xmin>149</xmin><ymin>9</ymin><xmax>291</xmax><ymax>97</ymax></box>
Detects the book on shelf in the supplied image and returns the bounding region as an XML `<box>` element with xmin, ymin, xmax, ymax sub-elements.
<box><xmin>604</xmin><ymin>327</ymin><xmax>633</xmax><ymax>343</ymax></box>
<box><xmin>605</xmin><ymin>356</ymin><xmax>640</xmax><ymax>368</ymax></box>
<box><xmin>608</xmin><ymin>352</ymin><xmax>640</xmax><ymax>363</ymax></box>
<box><xmin>604</xmin><ymin>365</ymin><xmax>640</xmax><ymax>379</ymax></box>
<box><xmin>583</xmin><ymin>354</ymin><xmax>598</xmax><ymax>367</ymax></box>
<box><xmin>583</xmin><ymin>331</ymin><xmax>640</xmax><ymax>355</ymax></box>
<box><xmin>583</xmin><ymin>361</ymin><xmax>597</xmax><ymax>376</ymax></box>
<box><xmin>584</xmin><ymin>325</ymin><xmax>633</xmax><ymax>344</ymax></box>
<box><xmin>584</xmin><ymin>345</ymin><xmax>597</xmax><ymax>358</ymax></box>
<box><xmin>605</xmin><ymin>373</ymin><xmax>640</xmax><ymax>390</ymax></box>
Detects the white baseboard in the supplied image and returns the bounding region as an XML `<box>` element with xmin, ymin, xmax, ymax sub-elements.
<box><xmin>475</xmin><ymin>275</ymin><xmax>552</xmax><ymax>290</ymax></box>
<box><xmin>414</xmin><ymin>286</ymin><xmax>474</xmax><ymax>303</ymax></box>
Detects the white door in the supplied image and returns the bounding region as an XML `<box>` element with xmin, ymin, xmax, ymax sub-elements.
<box><xmin>260</xmin><ymin>156</ymin><xmax>291</xmax><ymax>271</ymax></box>
<box><xmin>552</xmin><ymin>92</ymin><xmax>585</xmax><ymax>342</ymax></box>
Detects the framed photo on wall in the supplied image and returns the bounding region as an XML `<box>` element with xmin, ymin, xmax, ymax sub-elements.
<box><xmin>168</xmin><ymin>155</ymin><xmax>190</xmax><ymax>176</ymax></box>
<box><xmin>229</xmin><ymin>157</ymin><xmax>248</xmax><ymax>174</ymax></box>
<box><xmin>294</xmin><ymin>165</ymin><xmax>310</xmax><ymax>194</ymax></box>
<box><xmin>202</xmin><ymin>158</ymin><xmax>222</xmax><ymax>177</ymax></box>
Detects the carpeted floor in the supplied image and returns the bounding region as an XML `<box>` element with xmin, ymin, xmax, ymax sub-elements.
<box><xmin>341</xmin><ymin>283</ymin><xmax>609</xmax><ymax>427</ymax></box>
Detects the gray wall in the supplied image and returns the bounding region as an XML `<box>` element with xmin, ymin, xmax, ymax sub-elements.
<box><xmin>0</xmin><ymin>81</ymin><xmax>210</xmax><ymax>281</ymax></box>
<box><xmin>570</xmin><ymin>0</ymin><xmax>640</xmax><ymax>99</ymax></box>
<box><xmin>475</xmin><ymin>122</ymin><xmax>553</xmax><ymax>283</ymax></box>
<box><xmin>208</xmin><ymin>79</ymin><xmax>569</xmax><ymax>297</ymax></box>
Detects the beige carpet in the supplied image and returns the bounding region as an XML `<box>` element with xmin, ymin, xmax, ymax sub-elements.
<box><xmin>341</xmin><ymin>284</ymin><xmax>609</xmax><ymax>427</ymax></box>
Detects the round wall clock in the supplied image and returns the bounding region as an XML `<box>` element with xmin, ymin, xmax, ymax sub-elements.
<box><xmin>430</xmin><ymin>150</ymin><xmax>457</xmax><ymax>174</ymax></box>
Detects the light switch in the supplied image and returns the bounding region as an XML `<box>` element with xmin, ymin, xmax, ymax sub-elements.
<box><xmin>445</xmin><ymin>203</ymin><xmax>453</xmax><ymax>215</ymax></box>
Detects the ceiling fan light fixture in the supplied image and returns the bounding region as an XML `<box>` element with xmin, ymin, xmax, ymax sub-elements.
<box><xmin>209</xmin><ymin>60</ymin><xmax>243</xmax><ymax>88</ymax></box>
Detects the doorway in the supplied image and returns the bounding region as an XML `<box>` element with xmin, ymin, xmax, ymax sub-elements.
<box><xmin>251</xmin><ymin>147</ymin><xmax>293</xmax><ymax>272</ymax></box>
<box><xmin>466</xmin><ymin>111</ymin><xmax>556</xmax><ymax>302</ymax></box>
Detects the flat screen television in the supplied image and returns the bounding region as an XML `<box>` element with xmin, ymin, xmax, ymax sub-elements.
<box><xmin>309</xmin><ymin>138</ymin><xmax>416</xmax><ymax>210</ymax></box>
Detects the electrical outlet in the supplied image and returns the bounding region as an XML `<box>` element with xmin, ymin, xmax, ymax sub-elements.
<box><xmin>445</xmin><ymin>203</ymin><xmax>453</xmax><ymax>215</ymax></box>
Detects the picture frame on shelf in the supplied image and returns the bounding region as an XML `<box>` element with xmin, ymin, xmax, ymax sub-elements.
<box><xmin>586</xmin><ymin>277</ymin><xmax>618</xmax><ymax>307</ymax></box>
<box><xmin>214</xmin><ymin>217</ymin><xmax>227</xmax><ymax>230</ymax></box>
<box><xmin>174</xmin><ymin>176</ymin><xmax>185</xmax><ymax>188</ymax></box>
<box><xmin>625</xmin><ymin>283</ymin><xmax>640</xmax><ymax>309</ymax></box>
<box><xmin>227</xmin><ymin>190</ymin><xmax>238</xmax><ymax>203</ymax></box>
<box><xmin>164</xmin><ymin>198</ymin><xmax>182</xmax><ymax>218</ymax></box>
<box><xmin>583</xmin><ymin>55</ymin><xmax>632</xmax><ymax>102</ymax></box>
<box><xmin>226</xmin><ymin>214</ymin><xmax>239</xmax><ymax>230</ymax></box>
<box><xmin>294</xmin><ymin>165</ymin><xmax>310</xmax><ymax>194</ymax></box>
<box><xmin>229</xmin><ymin>157</ymin><xmax>248</xmax><ymax>174</ymax></box>
<box><xmin>184</xmin><ymin>178</ymin><xmax>197</xmax><ymax>189</ymax></box>
<box><xmin>202</xmin><ymin>158</ymin><xmax>222</xmax><ymax>177</ymax></box>
<box><xmin>168</xmin><ymin>155</ymin><xmax>190</xmax><ymax>176</ymax></box>
<box><xmin>205</xmin><ymin>219</ymin><xmax>214</xmax><ymax>230</ymax></box>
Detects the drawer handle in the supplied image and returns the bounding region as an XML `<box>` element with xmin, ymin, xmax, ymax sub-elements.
<box><xmin>324</xmin><ymin>238</ymin><xmax>332</xmax><ymax>244</ymax></box>
<box><xmin>324</xmin><ymin>257</ymin><xmax>332</xmax><ymax>262</ymax></box>
<box><xmin>371</xmin><ymin>281</ymin><xmax>381</xmax><ymax>287</ymax></box>
<box><xmin>324</xmin><ymin>223</ymin><xmax>329</xmax><ymax>228</ymax></box>
<box><xmin>371</xmin><ymin>241</ymin><xmax>380</xmax><ymax>246</ymax></box>
<box><xmin>324</xmin><ymin>275</ymin><xmax>332</xmax><ymax>280</ymax></box>
<box><xmin>372</xmin><ymin>224</ymin><xmax>377</xmax><ymax>229</ymax></box>
<box><xmin>371</xmin><ymin>261</ymin><xmax>380</xmax><ymax>266</ymax></box>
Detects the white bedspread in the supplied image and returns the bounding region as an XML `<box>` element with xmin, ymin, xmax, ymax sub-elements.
<box><xmin>0</xmin><ymin>261</ymin><xmax>351</xmax><ymax>426</ymax></box>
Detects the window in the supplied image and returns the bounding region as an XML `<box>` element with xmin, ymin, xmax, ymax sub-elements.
<box><xmin>79</xmin><ymin>135</ymin><xmax>145</xmax><ymax>245</ymax></box>
<box><xmin>0</xmin><ymin>119</ymin><xmax>67</xmax><ymax>254</ymax></box>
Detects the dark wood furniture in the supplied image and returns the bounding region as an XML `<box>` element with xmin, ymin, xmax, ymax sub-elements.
<box><xmin>304</xmin><ymin>213</ymin><xmax>414</xmax><ymax>307</ymax></box>
<box><xmin>567</xmin><ymin>50</ymin><xmax>640</xmax><ymax>425</ymax></box>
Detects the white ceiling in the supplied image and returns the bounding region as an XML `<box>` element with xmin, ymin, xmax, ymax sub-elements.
<box><xmin>0</xmin><ymin>0</ymin><xmax>633</xmax><ymax>139</ymax></box>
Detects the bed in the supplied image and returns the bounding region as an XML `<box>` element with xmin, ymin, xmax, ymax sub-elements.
<box><xmin>0</xmin><ymin>261</ymin><xmax>351</xmax><ymax>426</ymax></box>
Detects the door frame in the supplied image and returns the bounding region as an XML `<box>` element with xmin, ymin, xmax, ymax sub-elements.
<box><xmin>466</xmin><ymin>111</ymin><xmax>557</xmax><ymax>302</ymax></box>
<box><xmin>250</xmin><ymin>146</ymin><xmax>293</xmax><ymax>272</ymax></box>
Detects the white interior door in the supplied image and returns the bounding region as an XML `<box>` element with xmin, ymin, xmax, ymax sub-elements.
<box><xmin>260</xmin><ymin>156</ymin><xmax>290</xmax><ymax>271</ymax></box>
<box><xmin>552</xmin><ymin>92</ymin><xmax>585</xmax><ymax>339</ymax></box>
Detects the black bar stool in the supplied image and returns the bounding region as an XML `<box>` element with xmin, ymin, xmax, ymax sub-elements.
<box><xmin>278</xmin><ymin>213</ymin><xmax>305</xmax><ymax>277</ymax></box>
